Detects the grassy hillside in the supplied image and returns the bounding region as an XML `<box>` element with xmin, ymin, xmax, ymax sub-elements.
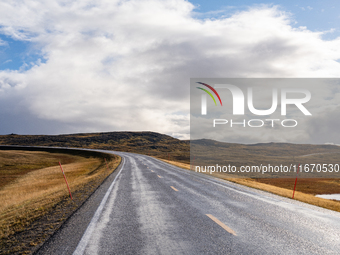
<box><xmin>2</xmin><ymin>131</ymin><xmax>340</xmax><ymax>175</ymax></box>
<box><xmin>2</xmin><ymin>132</ymin><xmax>340</xmax><ymax>172</ymax></box>
<box><xmin>0</xmin><ymin>132</ymin><xmax>190</xmax><ymax>163</ymax></box>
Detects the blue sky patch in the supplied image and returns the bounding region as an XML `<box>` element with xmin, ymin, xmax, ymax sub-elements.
<box><xmin>0</xmin><ymin>34</ymin><xmax>46</xmax><ymax>71</ymax></box>
<box><xmin>190</xmin><ymin>0</ymin><xmax>340</xmax><ymax>40</ymax></box>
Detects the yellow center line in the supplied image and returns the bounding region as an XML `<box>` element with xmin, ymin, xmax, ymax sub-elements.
<box><xmin>157</xmin><ymin>175</ymin><xmax>162</xmax><ymax>178</ymax></box>
<box><xmin>206</xmin><ymin>214</ymin><xmax>237</xmax><ymax>236</ymax></box>
<box><xmin>170</xmin><ymin>186</ymin><xmax>178</xmax><ymax>191</ymax></box>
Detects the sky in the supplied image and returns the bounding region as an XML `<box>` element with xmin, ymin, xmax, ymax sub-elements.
<box><xmin>0</xmin><ymin>0</ymin><xmax>340</xmax><ymax>143</ymax></box>
<box><xmin>193</xmin><ymin>0</ymin><xmax>340</xmax><ymax>39</ymax></box>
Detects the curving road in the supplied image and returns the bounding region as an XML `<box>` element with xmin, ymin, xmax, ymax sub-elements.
<box><xmin>36</xmin><ymin>151</ymin><xmax>340</xmax><ymax>255</ymax></box>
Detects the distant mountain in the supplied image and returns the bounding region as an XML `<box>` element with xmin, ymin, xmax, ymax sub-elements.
<box><xmin>191</xmin><ymin>139</ymin><xmax>340</xmax><ymax>157</ymax></box>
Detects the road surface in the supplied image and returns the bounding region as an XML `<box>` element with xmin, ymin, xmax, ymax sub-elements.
<box><xmin>36</xmin><ymin>151</ymin><xmax>340</xmax><ymax>254</ymax></box>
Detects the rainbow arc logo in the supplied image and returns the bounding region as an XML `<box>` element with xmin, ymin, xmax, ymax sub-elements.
<box><xmin>196</xmin><ymin>82</ymin><xmax>223</xmax><ymax>106</ymax></box>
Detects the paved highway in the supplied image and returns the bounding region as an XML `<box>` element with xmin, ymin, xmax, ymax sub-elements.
<box><xmin>36</xmin><ymin>151</ymin><xmax>340</xmax><ymax>254</ymax></box>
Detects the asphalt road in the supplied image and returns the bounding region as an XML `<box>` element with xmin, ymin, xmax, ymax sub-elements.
<box><xmin>36</xmin><ymin>151</ymin><xmax>340</xmax><ymax>255</ymax></box>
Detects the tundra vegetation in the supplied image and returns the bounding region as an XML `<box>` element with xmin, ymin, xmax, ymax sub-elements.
<box><xmin>0</xmin><ymin>148</ymin><xmax>120</xmax><ymax>254</ymax></box>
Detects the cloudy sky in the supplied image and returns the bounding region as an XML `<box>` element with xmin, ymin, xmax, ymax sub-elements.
<box><xmin>0</xmin><ymin>0</ymin><xmax>340</xmax><ymax>143</ymax></box>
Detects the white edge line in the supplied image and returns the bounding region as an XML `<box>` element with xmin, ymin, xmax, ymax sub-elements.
<box><xmin>72</xmin><ymin>157</ymin><xmax>125</xmax><ymax>255</ymax></box>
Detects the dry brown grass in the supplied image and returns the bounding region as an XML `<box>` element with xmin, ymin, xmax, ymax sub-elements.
<box><xmin>158</xmin><ymin>158</ymin><xmax>191</xmax><ymax>170</ymax></box>
<box><xmin>253</xmin><ymin>178</ymin><xmax>340</xmax><ymax>195</ymax></box>
<box><xmin>0</xmin><ymin>150</ymin><xmax>77</xmax><ymax>189</ymax></box>
<box><xmin>0</xmin><ymin>150</ymin><xmax>120</xmax><ymax>242</ymax></box>
<box><xmin>158</xmin><ymin>158</ymin><xmax>340</xmax><ymax>212</ymax></box>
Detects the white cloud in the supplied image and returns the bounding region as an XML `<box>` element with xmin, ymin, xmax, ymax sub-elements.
<box><xmin>0</xmin><ymin>38</ymin><xmax>7</xmax><ymax>46</ymax></box>
<box><xmin>0</xmin><ymin>1</ymin><xmax>339</xmax><ymax>141</ymax></box>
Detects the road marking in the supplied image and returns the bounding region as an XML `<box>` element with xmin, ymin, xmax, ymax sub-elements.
<box><xmin>170</xmin><ymin>186</ymin><xmax>178</xmax><ymax>191</ymax></box>
<box><xmin>206</xmin><ymin>214</ymin><xmax>237</xmax><ymax>236</ymax></box>
<box><xmin>72</xmin><ymin>157</ymin><xmax>125</xmax><ymax>255</ymax></box>
<box><xmin>157</xmin><ymin>175</ymin><xmax>162</xmax><ymax>178</ymax></box>
<box><xmin>151</xmin><ymin>158</ymin><xmax>283</xmax><ymax>207</ymax></box>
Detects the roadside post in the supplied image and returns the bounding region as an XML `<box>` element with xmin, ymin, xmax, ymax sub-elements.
<box><xmin>292</xmin><ymin>164</ymin><xmax>300</xmax><ymax>199</ymax></box>
<box><xmin>59</xmin><ymin>162</ymin><xmax>73</xmax><ymax>200</ymax></box>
